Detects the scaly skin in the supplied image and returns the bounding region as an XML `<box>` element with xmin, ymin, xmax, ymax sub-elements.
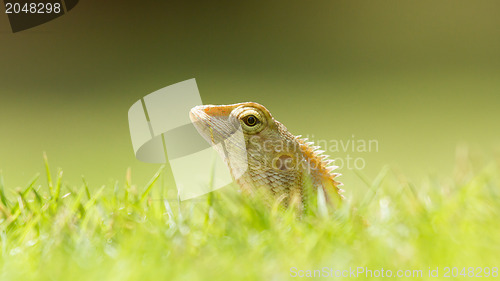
<box><xmin>189</xmin><ymin>102</ymin><xmax>343</xmax><ymax>207</ymax></box>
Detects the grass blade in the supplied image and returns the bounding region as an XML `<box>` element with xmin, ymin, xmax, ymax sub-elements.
<box><xmin>0</xmin><ymin>171</ymin><xmax>9</xmax><ymax>207</ymax></box>
<box><xmin>82</xmin><ymin>176</ymin><xmax>91</xmax><ymax>200</ymax></box>
<box><xmin>140</xmin><ymin>165</ymin><xmax>165</xmax><ymax>204</ymax></box>
<box><xmin>43</xmin><ymin>152</ymin><xmax>54</xmax><ymax>197</ymax></box>
<box><xmin>22</xmin><ymin>173</ymin><xmax>40</xmax><ymax>198</ymax></box>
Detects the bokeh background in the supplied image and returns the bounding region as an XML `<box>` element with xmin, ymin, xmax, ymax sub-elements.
<box><xmin>1</xmin><ymin>0</ymin><xmax>499</xmax><ymax>197</ymax></box>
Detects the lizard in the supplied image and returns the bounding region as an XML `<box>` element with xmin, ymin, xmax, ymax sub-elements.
<box><xmin>189</xmin><ymin>102</ymin><xmax>343</xmax><ymax>208</ymax></box>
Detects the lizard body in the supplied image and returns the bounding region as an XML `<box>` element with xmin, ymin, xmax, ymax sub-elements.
<box><xmin>189</xmin><ymin>102</ymin><xmax>343</xmax><ymax>207</ymax></box>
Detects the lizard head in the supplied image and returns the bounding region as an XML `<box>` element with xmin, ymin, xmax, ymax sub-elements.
<box><xmin>190</xmin><ymin>102</ymin><xmax>300</xmax><ymax>178</ymax></box>
<box><xmin>190</xmin><ymin>102</ymin><xmax>342</xmax><ymax>204</ymax></box>
<box><xmin>189</xmin><ymin>102</ymin><xmax>277</xmax><ymax>145</ymax></box>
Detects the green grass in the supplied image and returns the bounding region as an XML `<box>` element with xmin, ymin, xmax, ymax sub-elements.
<box><xmin>1</xmin><ymin>155</ymin><xmax>499</xmax><ymax>281</ymax></box>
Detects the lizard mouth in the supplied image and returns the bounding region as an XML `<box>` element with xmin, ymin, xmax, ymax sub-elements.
<box><xmin>189</xmin><ymin>105</ymin><xmax>249</xmax><ymax>179</ymax></box>
<box><xmin>189</xmin><ymin>107</ymin><xmax>216</xmax><ymax>145</ymax></box>
<box><xmin>189</xmin><ymin>105</ymin><xmax>242</xmax><ymax>146</ymax></box>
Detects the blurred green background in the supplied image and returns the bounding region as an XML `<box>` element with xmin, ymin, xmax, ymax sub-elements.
<box><xmin>1</xmin><ymin>0</ymin><xmax>499</xmax><ymax>196</ymax></box>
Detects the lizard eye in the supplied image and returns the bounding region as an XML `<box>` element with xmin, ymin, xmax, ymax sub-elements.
<box><xmin>243</xmin><ymin>115</ymin><xmax>258</xmax><ymax>126</ymax></box>
<box><xmin>235</xmin><ymin>107</ymin><xmax>266</xmax><ymax>134</ymax></box>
